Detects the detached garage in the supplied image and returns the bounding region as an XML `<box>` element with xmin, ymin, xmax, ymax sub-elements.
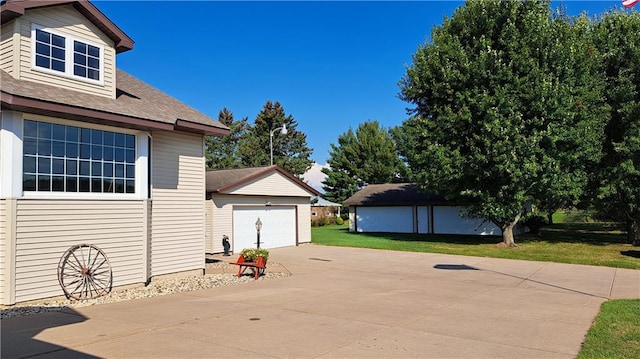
<box><xmin>344</xmin><ymin>183</ymin><xmax>502</xmax><ymax>235</ymax></box>
<box><xmin>205</xmin><ymin>166</ymin><xmax>320</xmax><ymax>254</ymax></box>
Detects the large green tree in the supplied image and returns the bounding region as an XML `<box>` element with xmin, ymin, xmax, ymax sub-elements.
<box><xmin>322</xmin><ymin>120</ymin><xmax>406</xmax><ymax>203</ymax></box>
<box><xmin>205</xmin><ymin>108</ymin><xmax>250</xmax><ymax>170</ymax></box>
<box><xmin>240</xmin><ymin>101</ymin><xmax>313</xmax><ymax>177</ymax></box>
<box><xmin>398</xmin><ymin>0</ymin><xmax>607</xmax><ymax>245</ymax></box>
<box><xmin>592</xmin><ymin>10</ymin><xmax>640</xmax><ymax>245</ymax></box>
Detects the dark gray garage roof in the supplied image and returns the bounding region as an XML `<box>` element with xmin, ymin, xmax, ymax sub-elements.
<box><xmin>343</xmin><ymin>183</ymin><xmax>444</xmax><ymax>206</ymax></box>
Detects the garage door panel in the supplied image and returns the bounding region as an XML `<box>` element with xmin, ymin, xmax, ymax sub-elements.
<box><xmin>356</xmin><ymin>206</ymin><xmax>413</xmax><ymax>233</ymax></box>
<box><xmin>233</xmin><ymin>207</ymin><xmax>296</xmax><ymax>250</ymax></box>
<box><xmin>433</xmin><ymin>206</ymin><xmax>501</xmax><ymax>235</ymax></box>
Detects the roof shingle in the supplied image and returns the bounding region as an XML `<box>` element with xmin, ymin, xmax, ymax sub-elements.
<box><xmin>343</xmin><ymin>183</ymin><xmax>444</xmax><ymax>206</ymax></box>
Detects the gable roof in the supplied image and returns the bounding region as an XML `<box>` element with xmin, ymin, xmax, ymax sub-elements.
<box><xmin>1</xmin><ymin>69</ymin><xmax>229</xmax><ymax>136</ymax></box>
<box><xmin>343</xmin><ymin>183</ymin><xmax>444</xmax><ymax>206</ymax></box>
<box><xmin>312</xmin><ymin>197</ymin><xmax>342</xmax><ymax>207</ymax></box>
<box><xmin>206</xmin><ymin>165</ymin><xmax>320</xmax><ymax>196</ymax></box>
<box><xmin>1</xmin><ymin>0</ymin><xmax>134</xmax><ymax>53</ymax></box>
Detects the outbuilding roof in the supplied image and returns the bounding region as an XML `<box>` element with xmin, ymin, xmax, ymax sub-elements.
<box><xmin>1</xmin><ymin>69</ymin><xmax>229</xmax><ymax>136</ymax></box>
<box><xmin>206</xmin><ymin>165</ymin><xmax>321</xmax><ymax>196</ymax></box>
<box><xmin>343</xmin><ymin>183</ymin><xmax>444</xmax><ymax>206</ymax></box>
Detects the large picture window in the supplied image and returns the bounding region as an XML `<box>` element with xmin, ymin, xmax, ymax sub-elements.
<box><xmin>23</xmin><ymin>120</ymin><xmax>135</xmax><ymax>194</ymax></box>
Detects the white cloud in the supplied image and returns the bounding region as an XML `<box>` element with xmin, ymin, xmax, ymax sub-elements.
<box><xmin>303</xmin><ymin>163</ymin><xmax>328</xmax><ymax>194</ymax></box>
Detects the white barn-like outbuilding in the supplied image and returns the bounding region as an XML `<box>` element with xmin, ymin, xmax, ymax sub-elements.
<box><xmin>205</xmin><ymin>166</ymin><xmax>320</xmax><ymax>254</ymax></box>
<box><xmin>344</xmin><ymin>183</ymin><xmax>502</xmax><ymax>235</ymax></box>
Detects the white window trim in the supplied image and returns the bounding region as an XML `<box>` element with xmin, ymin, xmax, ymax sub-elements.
<box><xmin>31</xmin><ymin>24</ymin><xmax>105</xmax><ymax>86</ymax></box>
<box><xmin>19</xmin><ymin>115</ymin><xmax>148</xmax><ymax>200</ymax></box>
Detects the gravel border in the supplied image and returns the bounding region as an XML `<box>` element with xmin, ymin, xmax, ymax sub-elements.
<box><xmin>0</xmin><ymin>262</ymin><xmax>290</xmax><ymax>320</ymax></box>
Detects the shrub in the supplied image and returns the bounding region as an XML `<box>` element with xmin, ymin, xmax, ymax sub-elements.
<box><xmin>239</xmin><ymin>248</ymin><xmax>269</xmax><ymax>261</ymax></box>
<box><xmin>311</xmin><ymin>218</ymin><xmax>325</xmax><ymax>227</ymax></box>
<box><xmin>335</xmin><ymin>216</ymin><xmax>344</xmax><ymax>225</ymax></box>
<box><xmin>523</xmin><ymin>215</ymin><xmax>547</xmax><ymax>235</ymax></box>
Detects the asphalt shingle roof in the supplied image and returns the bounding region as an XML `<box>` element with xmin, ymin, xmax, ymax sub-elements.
<box><xmin>343</xmin><ymin>183</ymin><xmax>444</xmax><ymax>206</ymax></box>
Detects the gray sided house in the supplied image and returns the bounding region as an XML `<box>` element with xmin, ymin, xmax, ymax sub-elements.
<box><xmin>205</xmin><ymin>166</ymin><xmax>320</xmax><ymax>254</ymax></box>
<box><xmin>344</xmin><ymin>183</ymin><xmax>501</xmax><ymax>235</ymax></box>
<box><xmin>0</xmin><ymin>0</ymin><xmax>229</xmax><ymax>305</ymax></box>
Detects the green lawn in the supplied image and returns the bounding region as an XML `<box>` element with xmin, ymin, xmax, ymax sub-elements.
<box><xmin>578</xmin><ymin>299</ymin><xmax>640</xmax><ymax>359</ymax></box>
<box><xmin>311</xmin><ymin>222</ymin><xmax>640</xmax><ymax>269</ymax></box>
<box><xmin>312</xmin><ymin>221</ymin><xmax>640</xmax><ymax>357</ymax></box>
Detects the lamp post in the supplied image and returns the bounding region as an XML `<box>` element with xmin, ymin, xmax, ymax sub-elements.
<box><xmin>255</xmin><ymin>217</ymin><xmax>262</xmax><ymax>249</ymax></box>
<box><xmin>269</xmin><ymin>124</ymin><xmax>288</xmax><ymax>166</ymax></box>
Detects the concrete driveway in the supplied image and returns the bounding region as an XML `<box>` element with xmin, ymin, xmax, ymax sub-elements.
<box><xmin>2</xmin><ymin>245</ymin><xmax>639</xmax><ymax>358</ymax></box>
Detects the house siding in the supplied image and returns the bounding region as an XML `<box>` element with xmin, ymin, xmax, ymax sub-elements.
<box><xmin>227</xmin><ymin>172</ymin><xmax>312</xmax><ymax>197</ymax></box>
<box><xmin>13</xmin><ymin>200</ymin><xmax>145</xmax><ymax>303</ymax></box>
<box><xmin>0</xmin><ymin>199</ymin><xmax>6</xmax><ymax>303</ymax></box>
<box><xmin>150</xmin><ymin>131</ymin><xmax>205</xmax><ymax>276</ymax></box>
<box><xmin>16</xmin><ymin>5</ymin><xmax>116</xmax><ymax>98</ymax></box>
<box><xmin>205</xmin><ymin>199</ymin><xmax>213</xmax><ymax>253</ymax></box>
<box><xmin>209</xmin><ymin>195</ymin><xmax>311</xmax><ymax>254</ymax></box>
<box><xmin>0</xmin><ymin>22</ymin><xmax>15</xmax><ymax>75</ymax></box>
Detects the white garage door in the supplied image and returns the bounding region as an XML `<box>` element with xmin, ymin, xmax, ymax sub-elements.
<box><xmin>233</xmin><ymin>206</ymin><xmax>296</xmax><ymax>251</ymax></box>
<box><xmin>432</xmin><ymin>206</ymin><xmax>501</xmax><ymax>235</ymax></box>
<box><xmin>356</xmin><ymin>206</ymin><xmax>413</xmax><ymax>233</ymax></box>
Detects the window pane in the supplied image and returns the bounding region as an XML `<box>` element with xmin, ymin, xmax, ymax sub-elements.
<box><xmin>87</xmin><ymin>69</ymin><xmax>99</xmax><ymax>80</ymax></box>
<box><xmin>35</xmin><ymin>55</ymin><xmax>49</xmax><ymax>68</ymax></box>
<box><xmin>52</xmin><ymin>159</ymin><xmax>64</xmax><ymax>174</ymax></box>
<box><xmin>103</xmin><ymin>132</ymin><xmax>114</xmax><ymax>146</ymax></box>
<box><xmin>103</xmin><ymin>178</ymin><xmax>114</xmax><ymax>193</ymax></box>
<box><xmin>52</xmin><ymin>141</ymin><xmax>65</xmax><ymax>157</ymax></box>
<box><xmin>37</xmin><ymin>157</ymin><xmax>51</xmax><ymax>174</ymax></box>
<box><xmin>79</xmin><ymin>160</ymin><xmax>90</xmax><ymax>176</ymax></box>
<box><xmin>125</xmin><ymin>149</ymin><xmax>135</xmax><ymax>163</ymax></box>
<box><xmin>80</xmin><ymin>144</ymin><xmax>91</xmax><ymax>159</ymax></box>
<box><xmin>52</xmin><ymin>59</ymin><xmax>65</xmax><ymax>72</ymax></box>
<box><xmin>103</xmin><ymin>162</ymin><xmax>113</xmax><ymax>177</ymax></box>
<box><xmin>66</xmin><ymin>127</ymin><xmax>79</xmax><ymax>142</ymax></box>
<box><xmin>38</xmin><ymin>122</ymin><xmax>52</xmax><ymax>138</ymax></box>
<box><xmin>115</xmin><ymin>163</ymin><xmax>124</xmax><ymax>177</ymax></box>
<box><xmin>91</xmin><ymin>130</ymin><xmax>103</xmax><ymax>144</ymax></box>
<box><xmin>66</xmin><ymin>142</ymin><xmax>78</xmax><ymax>157</ymax></box>
<box><xmin>36</xmin><ymin>42</ymin><xmax>50</xmax><ymax>56</ymax></box>
<box><xmin>52</xmin><ymin>47</ymin><xmax>65</xmax><ymax>60</ymax></box>
<box><xmin>38</xmin><ymin>139</ymin><xmax>51</xmax><ymax>156</ymax></box>
<box><xmin>126</xmin><ymin>164</ymin><xmax>135</xmax><ymax>179</ymax></box>
<box><xmin>52</xmin><ymin>34</ymin><xmax>65</xmax><ymax>48</ymax></box>
<box><xmin>79</xmin><ymin>177</ymin><xmax>90</xmax><ymax>192</ymax></box>
<box><xmin>88</xmin><ymin>57</ymin><xmax>99</xmax><ymax>69</ymax></box>
<box><xmin>88</xmin><ymin>45</ymin><xmax>99</xmax><ymax>57</ymax></box>
<box><xmin>24</xmin><ymin>138</ymin><xmax>37</xmax><ymax>155</ymax></box>
<box><xmin>24</xmin><ymin>120</ymin><xmax>38</xmax><ymax>137</ymax></box>
<box><xmin>115</xmin><ymin>148</ymin><xmax>124</xmax><ymax>162</ymax></box>
<box><xmin>52</xmin><ymin>124</ymin><xmax>65</xmax><ymax>140</ymax></box>
<box><xmin>81</xmin><ymin>128</ymin><xmax>91</xmax><ymax>143</ymax></box>
<box><xmin>23</xmin><ymin>174</ymin><xmax>36</xmax><ymax>191</ymax></box>
<box><xmin>103</xmin><ymin>146</ymin><xmax>114</xmax><ymax>161</ymax></box>
<box><xmin>125</xmin><ymin>180</ymin><xmax>135</xmax><ymax>193</ymax></box>
<box><xmin>91</xmin><ymin>145</ymin><xmax>102</xmax><ymax>160</ymax></box>
<box><xmin>91</xmin><ymin>161</ymin><xmax>102</xmax><ymax>176</ymax></box>
<box><xmin>52</xmin><ymin>176</ymin><xmax>64</xmax><ymax>192</ymax></box>
<box><xmin>125</xmin><ymin>135</ymin><xmax>135</xmax><ymax>149</ymax></box>
<box><xmin>66</xmin><ymin>177</ymin><xmax>77</xmax><ymax>192</ymax></box>
<box><xmin>114</xmin><ymin>133</ymin><xmax>125</xmax><ymax>147</ymax></box>
<box><xmin>74</xmin><ymin>41</ymin><xmax>86</xmax><ymax>53</ymax></box>
<box><xmin>91</xmin><ymin>178</ymin><xmax>102</xmax><ymax>193</ymax></box>
<box><xmin>23</xmin><ymin>156</ymin><xmax>36</xmax><ymax>173</ymax></box>
<box><xmin>66</xmin><ymin>159</ymin><xmax>77</xmax><ymax>175</ymax></box>
<box><xmin>115</xmin><ymin>179</ymin><xmax>124</xmax><ymax>193</ymax></box>
<box><xmin>74</xmin><ymin>65</ymin><xmax>85</xmax><ymax>77</ymax></box>
<box><xmin>36</xmin><ymin>29</ymin><xmax>50</xmax><ymax>43</ymax></box>
<box><xmin>74</xmin><ymin>53</ymin><xmax>86</xmax><ymax>65</ymax></box>
<box><xmin>38</xmin><ymin>175</ymin><xmax>51</xmax><ymax>191</ymax></box>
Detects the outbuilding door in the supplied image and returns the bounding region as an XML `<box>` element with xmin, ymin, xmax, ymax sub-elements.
<box><xmin>232</xmin><ymin>206</ymin><xmax>297</xmax><ymax>251</ymax></box>
<box><xmin>356</xmin><ymin>206</ymin><xmax>413</xmax><ymax>233</ymax></box>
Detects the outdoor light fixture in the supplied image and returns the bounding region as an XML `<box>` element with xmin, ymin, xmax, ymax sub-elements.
<box><xmin>269</xmin><ymin>124</ymin><xmax>288</xmax><ymax>166</ymax></box>
<box><xmin>255</xmin><ymin>217</ymin><xmax>262</xmax><ymax>249</ymax></box>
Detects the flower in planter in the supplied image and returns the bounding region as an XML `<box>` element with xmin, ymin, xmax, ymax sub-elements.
<box><xmin>239</xmin><ymin>248</ymin><xmax>269</xmax><ymax>262</ymax></box>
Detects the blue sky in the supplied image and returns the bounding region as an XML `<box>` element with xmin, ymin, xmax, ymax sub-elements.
<box><xmin>96</xmin><ymin>0</ymin><xmax>625</xmax><ymax>188</ymax></box>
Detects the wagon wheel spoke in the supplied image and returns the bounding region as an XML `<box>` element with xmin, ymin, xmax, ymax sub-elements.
<box><xmin>58</xmin><ymin>244</ymin><xmax>112</xmax><ymax>300</ymax></box>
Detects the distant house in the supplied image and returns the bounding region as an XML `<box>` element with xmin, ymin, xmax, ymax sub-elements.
<box><xmin>311</xmin><ymin>197</ymin><xmax>342</xmax><ymax>221</ymax></box>
<box><xmin>205</xmin><ymin>166</ymin><xmax>320</xmax><ymax>254</ymax></box>
<box><xmin>0</xmin><ymin>0</ymin><xmax>229</xmax><ymax>305</ymax></box>
<box><xmin>343</xmin><ymin>183</ymin><xmax>502</xmax><ymax>235</ymax></box>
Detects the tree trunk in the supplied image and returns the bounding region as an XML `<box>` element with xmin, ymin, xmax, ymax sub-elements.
<box><xmin>628</xmin><ymin>218</ymin><xmax>640</xmax><ymax>246</ymax></box>
<box><xmin>500</xmin><ymin>213</ymin><xmax>522</xmax><ymax>247</ymax></box>
<box><xmin>547</xmin><ymin>211</ymin><xmax>554</xmax><ymax>225</ymax></box>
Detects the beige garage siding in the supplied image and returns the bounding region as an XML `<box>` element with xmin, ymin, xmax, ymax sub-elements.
<box><xmin>205</xmin><ymin>200</ymin><xmax>213</xmax><ymax>253</ymax></box>
<box><xmin>13</xmin><ymin>200</ymin><xmax>146</xmax><ymax>303</ymax></box>
<box><xmin>226</xmin><ymin>172</ymin><xmax>312</xmax><ymax>197</ymax></box>
<box><xmin>210</xmin><ymin>195</ymin><xmax>311</xmax><ymax>254</ymax></box>
<box><xmin>150</xmin><ymin>131</ymin><xmax>205</xmax><ymax>276</ymax></box>
<box><xmin>17</xmin><ymin>5</ymin><xmax>116</xmax><ymax>98</ymax></box>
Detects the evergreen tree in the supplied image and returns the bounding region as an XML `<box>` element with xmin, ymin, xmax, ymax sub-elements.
<box><xmin>205</xmin><ymin>108</ymin><xmax>250</xmax><ymax>170</ymax></box>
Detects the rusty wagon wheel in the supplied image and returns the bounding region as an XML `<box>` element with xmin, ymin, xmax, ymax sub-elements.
<box><xmin>57</xmin><ymin>244</ymin><xmax>112</xmax><ymax>300</ymax></box>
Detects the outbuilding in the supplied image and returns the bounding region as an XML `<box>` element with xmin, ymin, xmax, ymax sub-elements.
<box><xmin>344</xmin><ymin>183</ymin><xmax>502</xmax><ymax>235</ymax></box>
<box><xmin>205</xmin><ymin>166</ymin><xmax>320</xmax><ymax>254</ymax></box>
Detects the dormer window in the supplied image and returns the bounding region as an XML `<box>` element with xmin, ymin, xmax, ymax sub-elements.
<box><xmin>32</xmin><ymin>25</ymin><xmax>103</xmax><ymax>84</ymax></box>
